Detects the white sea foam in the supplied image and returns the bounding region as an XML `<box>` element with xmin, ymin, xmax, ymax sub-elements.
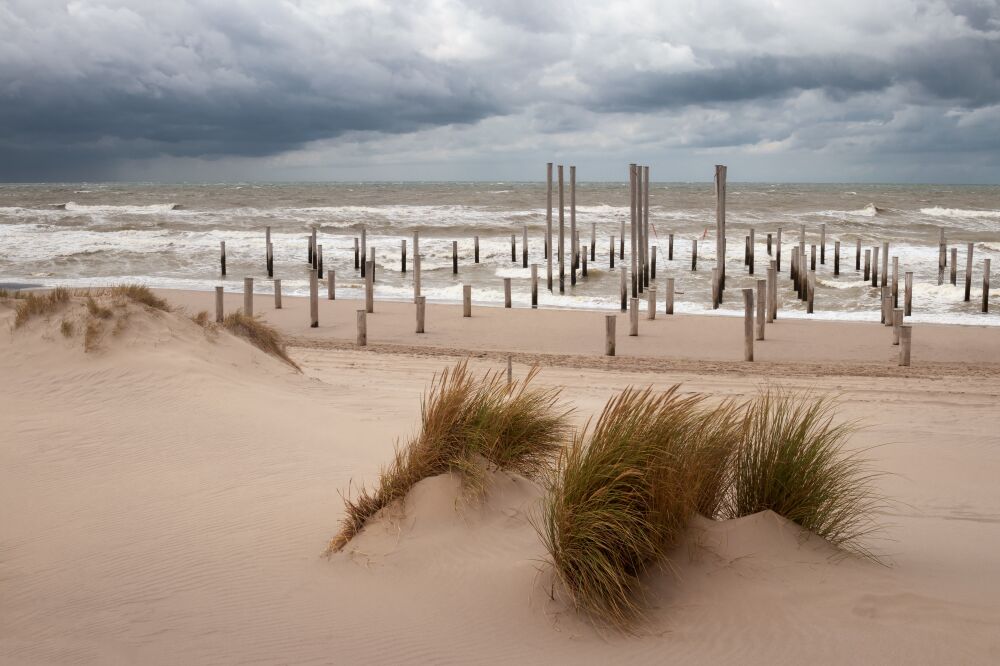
<box><xmin>920</xmin><ymin>207</ymin><xmax>1000</xmax><ymax>219</ymax></box>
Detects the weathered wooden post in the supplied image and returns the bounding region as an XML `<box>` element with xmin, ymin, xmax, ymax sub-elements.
<box><xmin>882</xmin><ymin>287</ymin><xmax>892</xmax><ymax>326</ymax></box>
<box><xmin>871</xmin><ymin>246</ymin><xmax>880</xmax><ymax>287</ymax></box>
<box><xmin>864</xmin><ymin>249</ymin><xmax>872</xmax><ymax>282</ymax></box>
<box><xmin>360</xmin><ymin>227</ymin><xmax>366</xmax><ymax>277</ymax></box>
<box><xmin>474</xmin><ymin>236</ymin><xmax>480</xmax><ymax>264</ymax></box>
<box><xmin>743</xmin><ymin>288</ymin><xmax>754</xmax><ymax>361</ymax></box>
<box><xmin>582</xmin><ymin>245</ymin><xmax>588</xmax><ymax>277</ymax></box>
<box><xmin>413</xmin><ymin>231</ymin><xmax>421</xmax><ymax>303</ymax></box>
<box><xmin>610</xmin><ymin>235</ymin><xmax>615</xmax><ymax>268</ymax></box>
<box><xmin>938</xmin><ymin>230</ymin><xmax>946</xmax><ymax>285</ymax></box>
<box><xmin>317</xmin><ymin>244</ymin><xmax>324</xmax><ymax>279</ymax></box>
<box><xmin>591</xmin><ymin>223</ymin><xmax>596</xmax><ymax>261</ymax></box>
<box><xmin>531</xmin><ymin>264</ymin><xmax>538</xmax><ymax>308</ymax></box>
<box><xmin>643</xmin><ymin>165</ymin><xmax>651</xmax><ymax>288</ymax></box>
<box><xmin>462</xmin><ymin>284</ymin><xmax>472</xmax><ymax>317</ymax></box>
<box><xmin>807</xmin><ymin>270</ymin><xmax>815</xmax><ymax>314</ymax></box>
<box><xmin>311</xmin><ymin>228</ymin><xmax>318</xmax><ymax>268</ymax></box>
<box><xmin>899</xmin><ymin>325</ymin><xmax>912</xmax><ymax>366</ymax></box>
<box><xmin>810</xmin><ymin>243</ymin><xmax>816</xmax><ymax>272</ymax></box>
<box><xmin>546</xmin><ymin>162</ymin><xmax>553</xmax><ymax>290</ymax></box>
<box><xmin>765</xmin><ymin>263</ymin><xmax>774</xmax><ymax>323</ymax></box>
<box><xmin>984</xmin><ymin>258</ymin><xmax>992</xmax><ymax>313</ymax></box>
<box><xmin>265</xmin><ymin>225</ymin><xmax>271</xmax><ymax>273</ymax></box>
<box><xmin>523</xmin><ymin>226</ymin><xmax>529</xmax><ymax>268</ymax></box>
<box><xmin>630</xmin><ymin>164</ymin><xmax>638</xmax><ymax>298</ymax></box>
<box><xmin>776</xmin><ymin>227</ymin><xmax>782</xmax><ymax>272</ymax></box>
<box><xmin>504</xmin><ymin>278</ymin><xmax>512</xmax><ymax>308</ymax></box>
<box><xmin>834</xmin><ymin>240</ymin><xmax>841</xmax><ymax>277</ymax></box>
<box><xmin>266</xmin><ymin>241</ymin><xmax>273</xmax><ymax>278</ymax></box>
<box><xmin>668</xmin><ymin>233</ymin><xmax>674</xmax><ymax>261</ymax></box>
<box><xmin>401</xmin><ymin>239</ymin><xmax>407</xmax><ymax>273</ymax></box>
<box><xmin>309</xmin><ymin>269</ymin><xmax>319</xmax><ymax>328</ymax></box>
<box><xmin>243</xmin><ymin>277</ymin><xmax>253</xmax><ymax>316</ymax></box>
<box><xmin>768</xmin><ymin>261</ymin><xmax>778</xmax><ymax>322</ymax></box>
<box><xmin>892</xmin><ymin>308</ymin><xmax>903</xmax><ymax>345</ymax></box>
<box><xmin>767</xmin><ymin>233</ymin><xmax>773</xmax><ymax>256</ymax></box>
<box><xmin>749</xmin><ymin>227</ymin><xmax>756</xmax><ymax>274</ymax></box>
<box><xmin>715</xmin><ymin>165</ymin><xmax>727</xmax><ymax>291</ymax></box>
<box><xmin>905</xmin><ymin>271</ymin><xmax>913</xmax><ymax>316</ymax></box>
<box><xmin>558</xmin><ymin>164</ymin><xmax>566</xmax><ymax>294</ymax></box>
<box><xmin>354</xmin><ymin>237</ymin><xmax>360</xmax><ymax>270</ymax></box>
<box><xmin>327</xmin><ymin>270</ymin><xmax>335</xmax><ymax>301</ymax></box>
<box><xmin>756</xmin><ymin>279</ymin><xmax>766</xmax><ymax>340</ymax></box>
<box><xmin>416</xmin><ymin>296</ymin><xmax>426</xmax><ymax>333</ymax></box>
<box><xmin>453</xmin><ymin>241</ymin><xmax>459</xmax><ymax>274</ymax></box>
<box><xmin>365</xmin><ymin>260</ymin><xmax>374</xmax><ymax>314</ymax></box>
<box><xmin>650</xmin><ymin>245</ymin><xmax>657</xmax><ymax>279</ymax></box>
<box><xmin>881</xmin><ymin>241</ymin><xmax>889</xmax><ymax>288</ymax></box>
<box><xmin>220</xmin><ymin>240</ymin><xmax>227</xmax><ymax>277</ymax></box>
<box><xmin>570</xmin><ymin>165</ymin><xmax>577</xmax><ymax>287</ymax></box>
<box><xmin>605</xmin><ymin>315</ymin><xmax>616</xmax><ymax>356</ymax></box>
<box><xmin>619</xmin><ymin>267</ymin><xmax>627</xmax><ymax>311</ymax></box>
<box><xmin>275</xmin><ymin>279</ymin><xmax>283</xmax><ymax>309</ymax></box>
<box><xmin>855</xmin><ymin>238</ymin><xmax>861</xmax><ymax>271</ymax></box>
<box><xmin>691</xmin><ymin>238</ymin><xmax>698</xmax><ymax>271</ymax></box>
<box><xmin>629</xmin><ymin>297</ymin><xmax>639</xmax><ymax>336</ymax></box>
<box><xmin>646</xmin><ymin>287</ymin><xmax>656</xmax><ymax>320</ymax></box>
<box><xmin>215</xmin><ymin>286</ymin><xmax>224</xmax><ymax>323</ymax></box>
<box><xmin>819</xmin><ymin>223</ymin><xmax>826</xmax><ymax>264</ymax></box>
<box><xmin>356</xmin><ymin>310</ymin><xmax>367</xmax><ymax>346</ymax></box>
<box><xmin>744</xmin><ymin>235</ymin><xmax>750</xmax><ymax>267</ymax></box>
<box><xmin>950</xmin><ymin>247</ymin><xmax>958</xmax><ymax>285</ymax></box>
<box><xmin>711</xmin><ymin>268</ymin><xmax>720</xmax><ymax>309</ymax></box>
<box><xmin>665</xmin><ymin>277</ymin><xmax>675</xmax><ymax>315</ymax></box>
<box><xmin>892</xmin><ymin>256</ymin><xmax>899</xmax><ymax>308</ymax></box>
<box><xmin>965</xmin><ymin>243</ymin><xmax>974</xmax><ymax>301</ymax></box>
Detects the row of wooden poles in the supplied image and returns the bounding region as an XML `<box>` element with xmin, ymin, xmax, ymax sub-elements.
<box><xmin>211</xmin><ymin>163</ymin><xmax>992</xmax><ymax>363</ymax></box>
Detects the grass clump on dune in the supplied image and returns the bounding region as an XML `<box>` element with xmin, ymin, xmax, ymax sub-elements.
<box><xmin>13</xmin><ymin>288</ymin><xmax>70</xmax><ymax>328</ymax></box>
<box><xmin>108</xmin><ymin>284</ymin><xmax>171</xmax><ymax>312</ymax></box>
<box><xmin>327</xmin><ymin>361</ymin><xmax>572</xmax><ymax>554</ymax></box>
<box><xmin>723</xmin><ymin>390</ymin><xmax>883</xmax><ymax>559</ymax></box>
<box><xmin>539</xmin><ymin>386</ymin><xmax>714</xmax><ymax>627</ymax></box>
<box><xmin>222</xmin><ymin>310</ymin><xmax>299</xmax><ymax>370</ymax></box>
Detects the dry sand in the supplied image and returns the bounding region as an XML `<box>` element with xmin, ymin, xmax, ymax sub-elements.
<box><xmin>1</xmin><ymin>289</ymin><xmax>999</xmax><ymax>664</ymax></box>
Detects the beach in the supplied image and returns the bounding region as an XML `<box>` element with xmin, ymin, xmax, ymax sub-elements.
<box><xmin>2</xmin><ymin>289</ymin><xmax>999</xmax><ymax>664</ymax></box>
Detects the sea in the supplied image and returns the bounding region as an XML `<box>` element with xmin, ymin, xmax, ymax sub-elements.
<box><xmin>1</xmin><ymin>182</ymin><xmax>998</xmax><ymax>325</ymax></box>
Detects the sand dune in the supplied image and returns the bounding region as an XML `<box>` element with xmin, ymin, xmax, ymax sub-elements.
<box><xmin>1</xmin><ymin>292</ymin><xmax>999</xmax><ymax>663</ymax></box>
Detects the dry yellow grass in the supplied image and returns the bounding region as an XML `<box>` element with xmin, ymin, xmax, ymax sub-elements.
<box><xmin>14</xmin><ymin>288</ymin><xmax>71</xmax><ymax>328</ymax></box>
<box><xmin>222</xmin><ymin>310</ymin><xmax>299</xmax><ymax>370</ymax></box>
<box><xmin>109</xmin><ymin>284</ymin><xmax>170</xmax><ymax>311</ymax></box>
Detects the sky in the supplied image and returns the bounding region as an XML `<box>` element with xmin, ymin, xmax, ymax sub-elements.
<box><xmin>1</xmin><ymin>0</ymin><xmax>998</xmax><ymax>183</ymax></box>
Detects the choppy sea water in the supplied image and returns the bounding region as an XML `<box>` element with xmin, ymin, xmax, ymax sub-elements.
<box><xmin>1</xmin><ymin>182</ymin><xmax>998</xmax><ymax>325</ymax></box>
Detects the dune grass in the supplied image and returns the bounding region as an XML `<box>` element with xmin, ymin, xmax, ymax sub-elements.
<box><xmin>60</xmin><ymin>319</ymin><xmax>74</xmax><ymax>337</ymax></box>
<box><xmin>86</xmin><ymin>295</ymin><xmax>113</xmax><ymax>319</ymax></box>
<box><xmin>109</xmin><ymin>284</ymin><xmax>171</xmax><ymax>312</ymax></box>
<box><xmin>13</xmin><ymin>288</ymin><xmax>70</xmax><ymax>328</ymax></box>
<box><xmin>222</xmin><ymin>310</ymin><xmax>299</xmax><ymax>370</ymax></box>
<box><xmin>538</xmin><ymin>386</ymin><xmax>714</xmax><ymax>627</ymax></box>
<box><xmin>723</xmin><ymin>390</ymin><xmax>883</xmax><ymax>559</ymax></box>
<box><xmin>327</xmin><ymin>361</ymin><xmax>572</xmax><ymax>554</ymax></box>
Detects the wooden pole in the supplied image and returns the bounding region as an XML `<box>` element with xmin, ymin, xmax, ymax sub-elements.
<box><xmin>882</xmin><ymin>287</ymin><xmax>892</xmax><ymax>326</ymax></box>
<box><xmin>776</xmin><ymin>228</ymin><xmax>782</xmax><ymax>272</ymax></box>
<box><xmin>950</xmin><ymin>247</ymin><xmax>958</xmax><ymax>285</ymax></box>
<box><xmin>605</xmin><ymin>315</ymin><xmax>616</xmax><ymax>356</ymax></box>
<box><xmin>215</xmin><ymin>286</ymin><xmax>224</xmax><ymax>323</ymax></box>
<box><xmin>749</xmin><ymin>228</ymin><xmax>755</xmax><ymax>274</ymax></box>
<box><xmin>510</xmin><ymin>233</ymin><xmax>516</xmax><ymax>263</ymax></box>
<box><xmin>365</xmin><ymin>260</ymin><xmax>374</xmax><ymax>313</ymax></box>
<box><xmin>266</xmin><ymin>241</ymin><xmax>273</xmax><ymax>278</ymax></box>
<box><xmin>311</xmin><ymin>228</ymin><xmax>318</xmax><ymax>269</ymax></box>
<box><xmin>558</xmin><ymin>165</ymin><xmax>565</xmax><ymax>294</ymax></box>
<box><xmin>938</xmin><ymin>230</ymin><xmax>946</xmax><ymax>285</ymax></box>
<box><xmin>711</xmin><ymin>268</ymin><xmax>720</xmax><ymax>309</ymax></box>
<box><xmin>630</xmin><ymin>164</ymin><xmax>637</xmax><ymax>298</ymax></box>
<box><xmin>807</xmin><ymin>270</ymin><xmax>815</xmax><ymax>314</ymax></box>
<box><xmin>327</xmin><ymin>270</ymin><xmax>335</xmax><ymax>301</ymax></box>
<box><xmin>317</xmin><ymin>244</ymin><xmax>324</xmax><ymax>279</ymax></box>
<box><xmin>504</xmin><ymin>278</ymin><xmax>512</xmax><ymax>308</ymax></box>
<box><xmin>864</xmin><ymin>249</ymin><xmax>871</xmax><ymax>282</ymax></box>
<box><xmin>243</xmin><ymin>277</ymin><xmax>253</xmax><ymax>316</ymax></box>
<box><xmin>274</xmin><ymin>278</ymin><xmax>283</xmax><ymax>309</ymax></box>
<box><xmin>892</xmin><ymin>308</ymin><xmax>903</xmax><ymax>345</ymax></box>
<box><xmin>965</xmin><ymin>243</ymin><xmax>973</xmax><ymax>301</ymax></box>
<box><xmin>744</xmin><ymin>235</ymin><xmax>750</xmax><ymax>266</ymax></box>
<box><xmin>546</xmin><ymin>162</ymin><xmax>552</xmax><ymax>282</ymax></box>
<box><xmin>650</xmin><ymin>245</ymin><xmax>656</xmax><ymax>279</ymax></box>
<box><xmin>665</xmin><ymin>277</ymin><xmax>675</xmax><ymax>315</ymax></box>
<box><xmin>591</xmin><ymin>223</ymin><xmax>596</xmax><ymax>261</ymax></box>
<box><xmin>810</xmin><ymin>243</ymin><xmax>816</xmax><ymax>271</ymax></box>
<box><xmin>265</xmin><ymin>225</ymin><xmax>271</xmax><ymax>273</ymax></box>
<box><xmin>523</xmin><ymin>226</ymin><xmax>528</xmax><ymax>268</ymax></box>
<box><xmin>474</xmin><ymin>236</ymin><xmax>480</xmax><ymax>263</ymax></box>
<box><xmin>463</xmin><ymin>284</ymin><xmax>472</xmax><ymax>317</ymax></box>
<box><xmin>691</xmin><ymin>238</ymin><xmax>698</xmax><ymax>271</ymax></box>
<box><xmin>820</xmin><ymin>223</ymin><xmax>826</xmax><ymax>264</ymax></box>
<box><xmin>899</xmin><ymin>325</ymin><xmax>912</xmax><ymax>366</ymax></box>
<box><xmin>220</xmin><ymin>240</ymin><xmax>227</xmax><ymax>277</ymax></box>
<box><xmin>629</xmin><ymin>297</ymin><xmax>639</xmax><ymax>336</ymax></box>
<box><xmin>892</xmin><ymin>256</ymin><xmax>899</xmax><ymax>308</ymax></box>
<box><xmin>531</xmin><ymin>264</ymin><xmax>538</xmax><ymax>308</ymax></box>
<box><xmin>570</xmin><ymin>165</ymin><xmax>576</xmax><ymax>287</ymax></box>
<box><xmin>768</xmin><ymin>261</ymin><xmax>778</xmax><ymax>322</ymax></box>
<box><xmin>646</xmin><ymin>287</ymin><xmax>656</xmax><ymax>320</ymax></box>
<box><xmin>668</xmin><ymin>233</ymin><xmax>674</xmax><ymax>261</ymax></box>
<box><xmin>354</xmin><ymin>237</ymin><xmax>359</xmax><ymax>270</ymax></box>
<box><xmin>619</xmin><ymin>267</ymin><xmax>627</xmax><ymax>311</ymax></box>
<box><xmin>643</xmin><ymin>165</ymin><xmax>651</xmax><ymax>288</ymax></box>
<box><xmin>356</xmin><ymin>310</ymin><xmax>366</xmax><ymax>346</ymax></box>
<box><xmin>881</xmin><ymin>241</ymin><xmax>889</xmax><ymax>288</ymax></box>
<box><xmin>413</xmin><ymin>231</ymin><xmax>421</xmax><ymax>303</ymax></box>
<box><xmin>453</xmin><ymin>241</ymin><xmax>458</xmax><ymax>275</ymax></box>
<box><xmin>905</xmin><ymin>271</ymin><xmax>913</xmax><ymax>316</ymax></box>
<box><xmin>871</xmin><ymin>246</ymin><xmax>880</xmax><ymax>287</ymax></box>
<box><xmin>767</xmin><ymin>233</ymin><xmax>772</xmax><ymax>256</ymax></box>
<box><xmin>610</xmin><ymin>235</ymin><xmax>615</xmax><ymax>268</ymax></box>
<box><xmin>715</xmin><ymin>165</ymin><xmax>727</xmax><ymax>291</ymax></box>
<box><xmin>834</xmin><ymin>240</ymin><xmax>840</xmax><ymax>277</ymax></box>
<box><xmin>401</xmin><ymin>240</ymin><xmax>407</xmax><ymax>273</ymax></box>
<box><xmin>360</xmin><ymin>227</ymin><xmax>366</xmax><ymax>277</ymax></box>
<box><xmin>416</xmin><ymin>296</ymin><xmax>426</xmax><ymax>333</ymax></box>
<box><xmin>984</xmin><ymin>258</ymin><xmax>992</xmax><ymax>313</ymax></box>
<box><xmin>309</xmin><ymin>269</ymin><xmax>319</xmax><ymax>328</ymax></box>
<box><xmin>855</xmin><ymin>238</ymin><xmax>861</xmax><ymax>271</ymax></box>
<box><xmin>582</xmin><ymin>245</ymin><xmax>588</xmax><ymax>277</ymax></box>
<box><xmin>743</xmin><ymin>288</ymin><xmax>754</xmax><ymax>362</ymax></box>
<box><xmin>755</xmin><ymin>279</ymin><xmax>766</xmax><ymax>340</ymax></box>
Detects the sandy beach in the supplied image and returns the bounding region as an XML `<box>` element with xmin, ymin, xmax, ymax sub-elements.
<box><xmin>2</xmin><ymin>288</ymin><xmax>999</xmax><ymax>664</ymax></box>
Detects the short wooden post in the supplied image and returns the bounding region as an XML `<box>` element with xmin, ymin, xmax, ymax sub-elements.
<box><xmin>416</xmin><ymin>296</ymin><xmax>426</xmax><ymax>333</ymax></box>
<box><xmin>354</xmin><ymin>237</ymin><xmax>360</xmax><ymax>270</ymax></box>
<box><xmin>711</xmin><ymin>267</ymin><xmax>720</xmax><ymax>309</ymax></box>
<box><xmin>620</xmin><ymin>267</ymin><xmax>627</xmax><ymax>311</ymax></box>
<box><xmin>531</xmin><ymin>264</ymin><xmax>538</xmax><ymax>308</ymax></box>
<box><xmin>820</xmin><ymin>223</ymin><xmax>826</xmax><ymax>264</ymax></box>
<box><xmin>523</xmin><ymin>226</ymin><xmax>529</xmax><ymax>268</ymax></box>
<box><xmin>360</xmin><ymin>228</ymin><xmax>367</xmax><ymax>276</ymax></box>
<box><xmin>317</xmin><ymin>244</ymin><xmax>324</xmax><ymax>279</ymax></box>
<box><xmin>215</xmin><ymin>286</ymin><xmax>224</xmax><ymax>323</ymax></box>
<box><xmin>243</xmin><ymin>277</ymin><xmax>253</xmax><ymax>316</ymax></box>
<box><xmin>665</xmin><ymin>277</ymin><xmax>675</xmax><ymax>315</ymax></box>
<box><xmin>871</xmin><ymin>246</ymin><xmax>880</xmax><ymax>287</ymax></box>
<box><xmin>546</xmin><ymin>162</ymin><xmax>553</xmax><ymax>288</ymax></box>
<box><xmin>806</xmin><ymin>271</ymin><xmax>815</xmax><ymax>314</ymax></box>
<box><xmin>605</xmin><ymin>315</ymin><xmax>616</xmax><ymax>356</ymax></box>
<box><xmin>463</xmin><ymin>284</ymin><xmax>472</xmax><ymax>317</ymax></box>
<box><xmin>590</xmin><ymin>223</ymin><xmax>596</xmax><ymax>261</ymax></box>
<box><xmin>356</xmin><ymin>310</ymin><xmax>367</xmax><ymax>346</ymax></box>
<box><xmin>582</xmin><ymin>246</ymin><xmax>588</xmax><ymax>277</ymax></box>
<box><xmin>646</xmin><ymin>287</ymin><xmax>656</xmax><ymax>320</ymax></box>
<box><xmin>311</xmin><ymin>228</ymin><xmax>318</xmax><ymax>269</ymax></box>
<box><xmin>892</xmin><ymin>308</ymin><xmax>903</xmax><ymax>345</ymax></box>
<box><xmin>558</xmin><ymin>164</ymin><xmax>566</xmax><ymax>294</ymax></box>
<box><xmin>309</xmin><ymin>269</ymin><xmax>319</xmax><ymax>328</ymax></box>
<box><xmin>275</xmin><ymin>279</ymin><xmax>283</xmax><ymax>309</ymax></box>
<box><xmin>756</xmin><ymin>279</ymin><xmax>766</xmax><ymax>340</ymax></box>
<box><xmin>749</xmin><ymin>228</ymin><xmax>755</xmax><ymax>274</ymax></box>
<box><xmin>776</xmin><ymin>228</ymin><xmax>782</xmax><ymax>272</ymax></box>
<box><xmin>855</xmin><ymin>238</ymin><xmax>861</xmax><ymax>271</ymax></box>
<box><xmin>629</xmin><ymin>297</ymin><xmax>639</xmax><ymax>336</ymax></box>
<box><xmin>905</xmin><ymin>272</ymin><xmax>913</xmax><ymax>316</ymax></box>
<box><xmin>984</xmin><ymin>258</ymin><xmax>992</xmax><ymax>313</ymax></box>
<box><xmin>768</xmin><ymin>261</ymin><xmax>778</xmax><ymax>322</ymax></box>
<box><xmin>220</xmin><ymin>240</ymin><xmax>227</xmax><ymax>276</ymax></box>
<box><xmin>892</xmin><ymin>256</ymin><xmax>899</xmax><ymax>308</ymax></box>
<box><xmin>864</xmin><ymin>249</ymin><xmax>872</xmax><ymax>282</ymax></box>
<box><xmin>743</xmin><ymin>288</ymin><xmax>754</xmax><ymax>362</ymax></box>
<box><xmin>950</xmin><ymin>247</ymin><xmax>958</xmax><ymax>285</ymax></box>
<box><xmin>834</xmin><ymin>240</ymin><xmax>840</xmax><ymax>276</ymax></box>
<box><xmin>401</xmin><ymin>239</ymin><xmax>407</xmax><ymax>273</ymax></box>
<box><xmin>453</xmin><ymin>241</ymin><xmax>459</xmax><ymax>274</ymax></box>
<box><xmin>964</xmin><ymin>243</ymin><xmax>973</xmax><ymax>301</ymax></box>
<box><xmin>504</xmin><ymin>278</ymin><xmax>512</xmax><ymax>308</ymax></box>
<box><xmin>899</xmin><ymin>325</ymin><xmax>912</xmax><ymax>366</ymax></box>
<box><xmin>365</xmin><ymin>260</ymin><xmax>374</xmax><ymax>313</ymax></box>
<box><xmin>938</xmin><ymin>235</ymin><xmax>946</xmax><ymax>285</ymax></box>
<box><xmin>650</xmin><ymin>246</ymin><xmax>657</xmax><ymax>279</ymax></box>
<box><xmin>882</xmin><ymin>287</ymin><xmax>893</xmax><ymax>326</ymax></box>
<box><xmin>691</xmin><ymin>239</ymin><xmax>698</xmax><ymax>271</ymax></box>
<box><xmin>744</xmin><ymin>235</ymin><xmax>750</xmax><ymax>266</ymax></box>
<box><xmin>327</xmin><ymin>270</ymin><xmax>335</xmax><ymax>301</ymax></box>
<box><xmin>668</xmin><ymin>233</ymin><xmax>674</xmax><ymax>261</ymax></box>
<box><xmin>413</xmin><ymin>231</ymin><xmax>421</xmax><ymax>303</ymax></box>
<box><xmin>810</xmin><ymin>244</ymin><xmax>816</xmax><ymax>271</ymax></box>
<box><xmin>881</xmin><ymin>241</ymin><xmax>889</xmax><ymax>288</ymax></box>
<box><xmin>509</xmin><ymin>233</ymin><xmax>516</xmax><ymax>263</ymax></box>
<box><xmin>266</xmin><ymin>240</ymin><xmax>273</xmax><ymax>278</ymax></box>
<box><xmin>767</xmin><ymin>233</ymin><xmax>772</xmax><ymax>255</ymax></box>
<box><xmin>610</xmin><ymin>235</ymin><xmax>615</xmax><ymax>268</ymax></box>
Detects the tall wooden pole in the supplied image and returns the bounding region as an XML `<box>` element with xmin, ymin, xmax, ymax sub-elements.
<box><xmin>558</xmin><ymin>165</ymin><xmax>565</xmax><ymax>294</ymax></box>
<box><xmin>570</xmin><ymin>165</ymin><xmax>577</xmax><ymax>288</ymax></box>
<box><xmin>715</xmin><ymin>165</ymin><xmax>727</xmax><ymax>292</ymax></box>
<box><xmin>546</xmin><ymin>163</ymin><xmax>553</xmax><ymax>291</ymax></box>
